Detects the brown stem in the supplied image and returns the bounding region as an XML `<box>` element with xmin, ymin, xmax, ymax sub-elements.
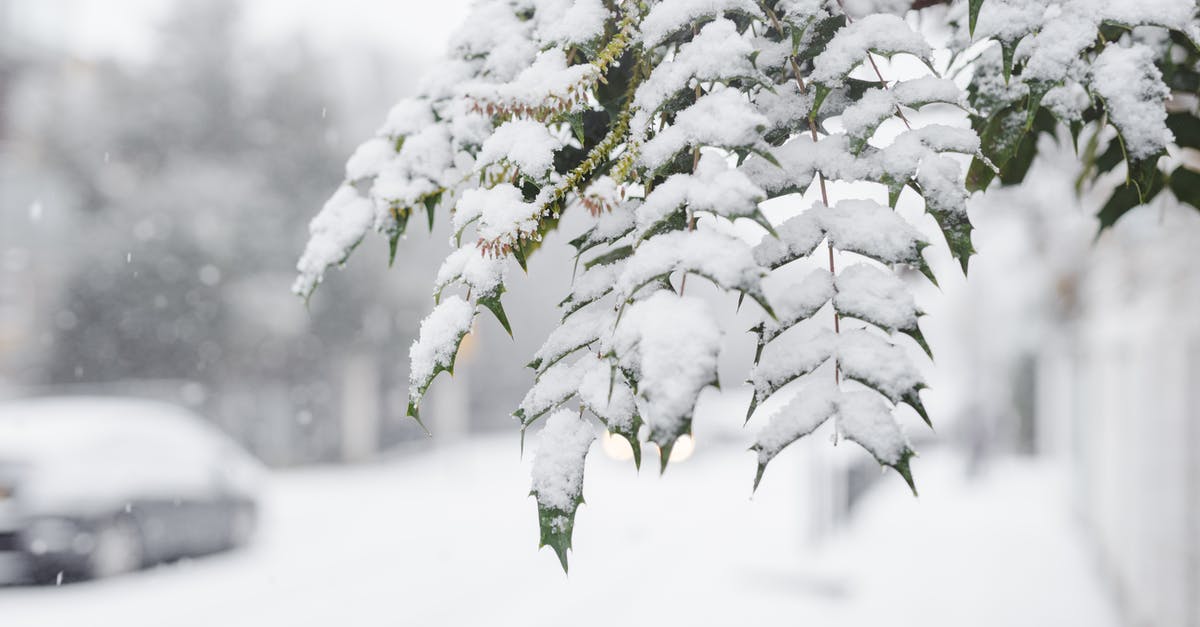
<box><xmin>766</xmin><ymin>3</ymin><xmax>840</xmax><ymax>381</ymax></box>
<box><xmin>680</xmin><ymin>34</ymin><xmax>703</xmax><ymax>297</ymax></box>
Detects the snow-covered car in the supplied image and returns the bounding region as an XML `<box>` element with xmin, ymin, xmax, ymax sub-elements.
<box><xmin>0</xmin><ymin>397</ymin><xmax>263</xmax><ymax>584</ymax></box>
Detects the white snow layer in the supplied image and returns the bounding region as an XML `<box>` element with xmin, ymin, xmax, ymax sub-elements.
<box><xmin>639</xmin><ymin>0</ymin><xmax>763</xmax><ymax>48</ymax></box>
<box><xmin>833</xmin><ymin>263</ymin><xmax>919</xmax><ymax>331</ymax></box>
<box><xmin>609</xmin><ymin>291</ymin><xmax>721</xmax><ymax>440</ymax></box>
<box><xmin>639</xmin><ymin>89</ymin><xmax>768</xmax><ymax>169</ymax></box>
<box><xmin>408</xmin><ymin>296</ymin><xmax>476</xmax><ymax>390</ymax></box>
<box><xmin>811</xmin><ymin>14</ymin><xmax>930</xmax><ymax>85</ymax></box>
<box><xmin>293</xmin><ymin>187</ymin><xmax>375</xmax><ymax>296</ymax></box>
<box><xmin>477</xmin><ymin>119</ymin><xmax>564</xmax><ymax>178</ymax></box>
<box><xmin>1090</xmin><ymin>43</ymin><xmax>1173</xmax><ymax>160</ymax></box>
<box><xmin>754</xmin><ymin>379</ymin><xmax>839</xmax><ymax>463</ymax></box>
<box><xmin>836</xmin><ymin>390</ymin><xmax>909</xmax><ymax>465</ymax></box>
<box><xmin>531</xmin><ymin>408</ymin><xmax>597</xmax><ymax>510</ymax></box>
<box><xmin>836</xmin><ymin>329</ymin><xmax>923</xmax><ymax>402</ymax></box>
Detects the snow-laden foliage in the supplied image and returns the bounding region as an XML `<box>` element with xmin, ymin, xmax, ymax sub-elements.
<box><xmin>296</xmin><ymin>0</ymin><xmax>1195</xmax><ymax>570</ymax></box>
<box><xmin>951</xmin><ymin>0</ymin><xmax>1199</xmax><ymax>229</ymax></box>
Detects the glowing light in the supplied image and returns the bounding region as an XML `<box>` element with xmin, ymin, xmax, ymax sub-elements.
<box><xmin>600</xmin><ymin>431</ymin><xmax>634</xmax><ymax>461</ymax></box>
<box><xmin>668</xmin><ymin>434</ymin><xmax>695</xmax><ymax>463</ymax></box>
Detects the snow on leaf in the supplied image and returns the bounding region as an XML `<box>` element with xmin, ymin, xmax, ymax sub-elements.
<box><xmin>739</xmin><ymin>134</ymin><xmax>819</xmax><ymax>196</ymax></box>
<box><xmin>616</xmin><ymin>228</ymin><xmax>770</xmax><ymax>312</ymax></box>
<box><xmin>477</xmin><ymin>119</ymin><xmax>564</xmax><ymax>180</ymax></box>
<box><xmin>835</xmin><ymin>390</ymin><xmax>916</xmax><ymax>494</ymax></box>
<box><xmin>577</xmin><ymin>357</ymin><xmax>643</xmax><ymax>468</ymax></box>
<box><xmin>836</xmin><ymin>329</ymin><xmax>928</xmax><ymax>425</ymax></box>
<box><xmin>833</xmin><ymin>263</ymin><xmax>919</xmax><ymax>334</ymax></box>
<box><xmin>531</xmin><ymin>408</ymin><xmax>597</xmax><ymax>572</ymax></box>
<box><xmin>408</xmin><ymin>296</ymin><xmax>477</xmax><ymax>425</ymax></box>
<box><xmin>759</xmin><ymin>268</ymin><xmax>834</xmax><ymax>346</ymax></box>
<box><xmin>1090</xmin><ymin>43</ymin><xmax>1173</xmax><ymax>194</ymax></box>
<box><xmin>529</xmin><ymin>309</ymin><xmax>615</xmax><ymax>373</ymax></box>
<box><xmin>516</xmin><ymin>354</ymin><xmax>596</xmax><ymax>427</ymax></box>
<box><xmin>534</xmin><ymin>0</ymin><xmax>610</xmax><ymax>46</ymax></box>
<box><xmin>433</xmin><ymin>244</ymin><xmax>509</xmax><ymax>302</ymax></box>
<box><xmin>635</xmin><ymin>152</ymin><xmax>766</xmax><ymax>238</ymax></box>
<box><xmin>815</xmin><ymin>200</ymin><xmax>927</xmax><ymax>266</ymax></box>
<box><xmin>638</xmin><ymin>0</ymin><xmax>763</xmax><ymax>48</ymax></box>
<box><xmin>634</xmin><ymin>18</ymin><xmax>759</xmax><ymax>115</ymax></box>
<box><xmin>379</xmin><ymin>98</ymin><xmax>436</xmax><ymax>138</ymax></box>
<box><xmin>811</xmin><ymin>14</ymin><xmax>931</xmax><ymax>87</ymax></box>
<box><xmin>560</xmin><ymin>257</ymin><xmax>626</xmax><ymax>317</ymax></box>
<box><xmin>918</xmin><ymin>153</ymin><xmax>974</xmax><ymax>275</ymax></box>
<box><xmin>748</xmin><ymin>326</ymin><xmax>836</xmax><ymax>417</ymax></box>
<box><xmin>293</xmin><ymin>186</ymin><xmax>375</xmax><ymax>298</ymax></box>
<box><xmin>607</xmin><ymin>292</ymin><xmax>721</xmax><ymax>470</ymax></box>
<box><xmin>463</xmin><ymin>48</ymin><xmax>598</xmax><ymax>114</ymax></box>
<box><xmin>569</xmin><ymin>198</ymin><xmax>637</xmax><ymax>255</ymax></box>
<box><xmin>841</xmin><ymin>77</ymin><xmax>963</xmax><ymax>153</ymax></box>
<box><xmin>639</xmin><ymin>89</ymin><xmax>769</xmax><ymax>171</ymax></box>
<box><xmin>752</xmin><ymin>208</ymin><xmax>825</xmax><ymax>270</ymax></box>
<box><xmin>465</xmin><ymin>184</ymin><xmax>542</xmax><ymax>247</ymax></box>
<box><xmin>751</xmin><ymin>378</ymin><xmax>838</xmax><ymax>490</ymax></box>
<box><xmin>345</xmin><ymin>137</ymin><xmax>396</xmax><ymax>182</ymax></box>
<box><xmin>372</xmin><ymin>124</ymin><xmax>455</xmax><ymax>209</ymax></box>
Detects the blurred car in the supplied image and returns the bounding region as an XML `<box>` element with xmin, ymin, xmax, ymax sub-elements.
<box><xmin>0</xmin><ymin>397</ymin><xmax>263</xmax><ymax>584</ymax></box>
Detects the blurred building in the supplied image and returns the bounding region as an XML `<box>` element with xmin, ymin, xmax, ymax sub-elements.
<box><xmin>948</xmin><ymin>140</ymin><xmax>1200</xmax><ymax>627</ymax></box>
<box><xmin>1036</xmin><ymin>203</ymin><xmax>1200</xmax><ymax>627</ymax></box>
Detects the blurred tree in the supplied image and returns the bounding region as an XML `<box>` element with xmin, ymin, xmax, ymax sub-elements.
<box><xmin>21</xmin><ymin>0</ymin><xmax>427</xmax><ymax>462</ymax></box>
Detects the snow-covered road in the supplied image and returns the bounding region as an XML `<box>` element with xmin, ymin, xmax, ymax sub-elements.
<box><xmin>0</xmin><ymin>436</ymin><xmax>1117</xmax><ymax>627</ymax></box>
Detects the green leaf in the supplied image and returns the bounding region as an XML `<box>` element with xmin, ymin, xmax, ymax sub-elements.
<box><xmin>536</xmin><ymin>497</ymin><xmax>584</xmax><ymax>573</ymax></box>
<box><xmin>1169</xmin><ymin>165</ymin><xmax>1200</xmax><ymax>210</ymax></box>
<box><xmin>1167</xmin><ymin>112</ymin><xmax>1200</xmax><ymax>150</ymax></box>
<box><xmin>1096</xmin><ymin>170</ymin><xmax>1165</xmax><ymax>231</ymax></box>
<box><xmin>585</xmin><ymin>244</ymin><xmax>634</xmax><ymax>269</ymax></box>
<box><xmin>388</xmin><ymin>231</ymin><xmax>401</xmax><ymax>267</ymax></box>
<box><xmin>478</xmin><ymin>291</ymin><xmax>513</xmax><ymax>337</ymax></box>
<box><xmin>968</xmin><ymin>0</ymin><xmax>983</xmax><ymax>38</ymax></box>
<box><xmin>926</xmin><ymin>204</ymin><xmax>974</xmax><ymax>276</ymax></box>
<box><xmin>422</xmin><ymin>191</ymin><xmax>442</xmax><ymax>231</ymax></box>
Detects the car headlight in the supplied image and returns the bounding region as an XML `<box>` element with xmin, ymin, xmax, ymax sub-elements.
<box><xmin>26</xmin><ymin>518</ymin><xmax>81</xmax><ymax>555</ymax></box>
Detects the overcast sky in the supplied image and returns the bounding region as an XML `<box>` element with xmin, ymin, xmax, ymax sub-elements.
<box><xmin>6</xmin><ymin>0</ymin><xmax>471</xmax><ymax>65</ymax></box>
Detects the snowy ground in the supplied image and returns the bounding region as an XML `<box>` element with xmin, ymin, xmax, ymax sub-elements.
<box><xmin>0</xmin><ymin>436</ymin><xmax>1116</xmax><ymax>627</ymax></box>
